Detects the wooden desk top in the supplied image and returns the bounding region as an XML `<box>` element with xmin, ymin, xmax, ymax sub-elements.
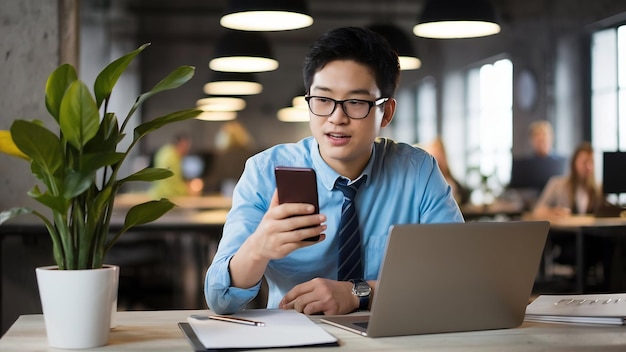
<box><xmin>522</xmin><ymin>213</ymin><xmax>626</xmax><ymax>231</ymax></box>
<box><xmin>1</xmin><ymin>310</ymin><xmax>626</xmax><ymax>351</ymax></box>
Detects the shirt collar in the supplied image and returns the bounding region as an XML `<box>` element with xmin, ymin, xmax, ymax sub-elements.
<box><xmin>310</xmin><ymin>138</ymin><xmax>376</xmax><ymax>192</ymax></box>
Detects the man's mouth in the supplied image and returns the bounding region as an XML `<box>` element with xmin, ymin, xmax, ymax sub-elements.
<box><xmin>327</xmin><ymin>133</ymin><xmax>349</xmax><ymax>139</ymax></box>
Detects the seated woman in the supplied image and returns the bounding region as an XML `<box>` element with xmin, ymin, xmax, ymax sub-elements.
<box><xmin>532</xmin><ymin>141</ymin><xmax>602</xmax><ymax>218</ymax></box>
<box><xmin>532</xmin><ymin>142</ymin><xmax>607</xmax><ymax>284</ymax></box>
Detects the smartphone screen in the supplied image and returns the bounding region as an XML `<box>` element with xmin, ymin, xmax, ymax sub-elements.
<box><xmin>274</xmin><ymin>166</ymin><xmax>320</xmax><ymax>241</ymax></box>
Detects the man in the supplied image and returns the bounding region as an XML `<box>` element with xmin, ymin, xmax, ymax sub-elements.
<box><xmin>509</xmin><ymin>120</ymin><xmax>566</xmax><ymax>206</ymax></box>
<box><xmin>205</xmin><ymin>27</ymin><xmax>463</xmax><ymax>315</ymax></box>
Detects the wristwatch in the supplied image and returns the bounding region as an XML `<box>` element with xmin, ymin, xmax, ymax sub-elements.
<box><xmin>349</xmin><ymin>279</ymin><xmax>371</xmax><ymax>311</ymax></box>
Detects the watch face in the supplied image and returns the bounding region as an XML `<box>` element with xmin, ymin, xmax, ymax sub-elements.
<box><xmin>352</xmin><ymin>280</ymin><xmax>371</xmax><ymax>297</ymax></box>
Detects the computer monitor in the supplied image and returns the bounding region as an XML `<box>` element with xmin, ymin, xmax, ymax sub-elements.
<box><xmin>509</xmin><ymin>156</ymin><xmax>567</xmax><ymax>192</ymax></box>
<box><xmin>602</xmin><ymin>151</ymin><xmax>626</xmax><ymax>194</ymax></box>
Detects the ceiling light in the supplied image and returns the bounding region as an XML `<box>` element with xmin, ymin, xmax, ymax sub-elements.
<box><xmin>196</xmin><ymin>97</ymin><xmax>246</xmax><ymax>112</ymax></box>
<box><xmin>413</xmin><ymin>0</ymin><xmax>501</xmax><ymax>39</ymax></box>
<box><xmin>204</xmin><ymin>72</ymin><xmax>263</xmax><ymax>95</ymax></box>
<box><xmin>278</xmin><ymin>93</ymin><xmax>309</xmax><ymax>122</ymax></box>
<box><xmin>221</xmin><ymin>0</ymin><xmax>313</xmax><ymax>31</ymax></box>
<box><xmin>196</xmin><ymin>111</ymin><xmax>238</xmax><ymax>121</ymax></box>
<box><xmin>368</xmin><ymin>24</ymin><xmax>422</xmax><ymax>70</ymax></box>
<box><xmin>277</xmin><ymin>106</ymin><xmax>309</xmax><ymax>122</ymax></box>
<box><xmin>209</xmin><ymin>30</ymin><xmax>279</xmax><ymax>72</ymax></box>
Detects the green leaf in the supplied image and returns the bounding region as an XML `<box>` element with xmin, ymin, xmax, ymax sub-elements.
<box><xmin>28</xmin><ymin>186</ymin><xmax>68</xmax><ymax>214</ymax></box>
<box><xmin>45</xmin><ymin>64</ymin><xmax>78</xmax><ymax>122</ymax></box>
<box><xmin>105</xmin><ymin>199</ymin><xmax>175</xmax><ymax>252</ymax></box>
<box><xmin>120</xmin><ymin>66</ymin><xmax>196</xmax><ymax>132</ymax></box>
<box><xmin>124</xmin><ymin>199</ymin><xmax>175</xmax><ymax>229</ymax></box>
<box><xmin>11</xmin><ymin>120</ymin><xmax>63</xmax><ymax>177</ymax></box>
<box><xmin>84</xmin><ymin>113</ymin><xmax>118</xmax><ymax>152</ymax></box>
<box><xmin>0</xmin><ymin>207</ymin><xmax>33</xmax><ymax>225</ymax></box>
<box><xmin>59</xmin><ymin>81</ymin><xmax>100</xmax><ymax>150</ymax></box>
<box><xmin>119</xmin><ymin>168</ymin><xmax>173</xmax><ymax>183</ymax></box>
<box><xmin>94</xmin><ymin>43</ymin><xmax>150</xmax><ymax>108</ymax></box>
<box><xmin>134</xmin><ymin>109</ymin><xmax>202</xmax><ymax>140</ymax></box>
<box><xmin>135</xmin><ymin>66</ymin><xmax>196</xmax><ymax>107</ymax></box>
<box><xmin>80</xmin><ymin>152</ymin><xmax>124</xmax><ymax>173</ymax></box>
<box><xmin>63</xmin><ymin>170</ymin><xmax>94</xmax><ymax>199</ymax></box>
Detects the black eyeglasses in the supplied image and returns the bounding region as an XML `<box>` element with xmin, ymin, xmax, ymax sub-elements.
<box><xmin>304</xmin><ymin>96</ymin><xmax>389</xmax><ymax>120</ymax></box>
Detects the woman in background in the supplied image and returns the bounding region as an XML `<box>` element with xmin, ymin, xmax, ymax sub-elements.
<box><xmin>532</xmin><ymin>141</ymin><xmax>602</xmax><ymax>218</ymax></box>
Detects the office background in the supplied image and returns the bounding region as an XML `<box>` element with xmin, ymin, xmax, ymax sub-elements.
<box><xmin>2</xmin><ymin>0</ymin><xmax>626</xmax><ymax>335</ymax></box>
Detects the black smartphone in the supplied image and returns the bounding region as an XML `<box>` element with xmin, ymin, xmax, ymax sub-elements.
<box><xmin>274</xmin><ymin>166</ymin><xmax>320</xmax><ymax>241</ymax></box>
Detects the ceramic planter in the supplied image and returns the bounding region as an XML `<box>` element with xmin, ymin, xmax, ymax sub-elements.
<box><xmin>35</xmin><ymin>264</ymin><xmax>119</xmax><ymax>349</ymax></box>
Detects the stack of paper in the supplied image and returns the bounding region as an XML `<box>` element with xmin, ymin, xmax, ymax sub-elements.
<box><xmin>179</xmin><ymin>309</ymin><xmax>338</xmax><ymax>351</ymax></box>
<box><xmin>525</xmin><ymin>293</ymin><xmax>626</xmax><ymax>325</ymax></box>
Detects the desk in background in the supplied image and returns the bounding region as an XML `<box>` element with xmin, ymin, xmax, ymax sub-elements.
<box><xmin>1</xmin><ymin>310</ymin><xmax>626</xmax><ymax>351</ymax></box>
<box><xmin>524</xmin><ymin>214</ymin><xmax>626</xmax><ymax>294</ymax></box>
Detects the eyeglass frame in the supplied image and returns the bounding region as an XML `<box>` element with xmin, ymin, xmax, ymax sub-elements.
<box><xmin>304</xmin><ymin>95</ymin><xmax>390</xmax><ymax>120</ymax></box>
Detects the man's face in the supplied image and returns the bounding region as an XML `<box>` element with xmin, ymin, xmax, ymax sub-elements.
<box><xmin>530</xmin><ymin>128</ymin><xmax>552</xmax><ymax>157</ymax></box>
<box><xmin>307</xmin><ymin>60</ymin><xmax>394</xmax><ymax>178</ymax></box>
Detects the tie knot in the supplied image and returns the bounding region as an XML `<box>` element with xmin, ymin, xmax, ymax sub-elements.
<box><xmin>335</xmin><ymin>177</ymin><xmax>365</xmax><ymax>200</ymax></box>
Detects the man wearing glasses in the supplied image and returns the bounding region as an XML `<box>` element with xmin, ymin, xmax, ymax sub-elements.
<box><xmin>205</xmin><ymin>27</ymin><xmax>463</xmax><ymax>315</ymax></box>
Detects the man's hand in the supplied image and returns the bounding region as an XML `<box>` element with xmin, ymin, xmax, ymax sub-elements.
<box><xmin>278</xmin><ymin>278</ymin><xmax>359</xmax><ymax>315</ymax></box>
<box><xmin>229</xmin><ymin>191</ymin><xmax>327</xmax><ymax>289</ymax></box>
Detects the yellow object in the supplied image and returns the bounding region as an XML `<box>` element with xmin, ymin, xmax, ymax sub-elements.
<box><xmin>0</xmin><ymin>130</ymin><xmax>29</xmax><ymax>160</ymax></box>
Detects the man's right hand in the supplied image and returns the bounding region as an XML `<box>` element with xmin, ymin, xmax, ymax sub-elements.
<box><xmin>228</xmin><ymin>191</ymin><xmax>327</xmax><ymax>289</ymax></box>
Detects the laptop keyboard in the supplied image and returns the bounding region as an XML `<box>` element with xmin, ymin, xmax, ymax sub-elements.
<box><xmin>354</xmin><ymin>321</ymin><xmax>369</xmax><ymax>329</ymax></box>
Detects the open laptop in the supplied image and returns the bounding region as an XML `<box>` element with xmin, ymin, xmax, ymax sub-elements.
<box><xmin>321</xmin><ymin>221</ymin><xmax>549</xmax><ymax>338</ymax></box>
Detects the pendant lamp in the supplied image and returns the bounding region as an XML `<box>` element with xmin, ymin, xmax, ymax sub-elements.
<box><xmin>204</xmin><ymin>71</ymin><xmax>263</xmax><ymax>95</ymax></box>
<box><xmin>368</xmin><ymin>24</ymin><xmax>422</xmax><ymax>70</ymax></box>
<box><xmin>221</xmin><ymin>0</ymin><xmax>313</xmax><ymax>31</ymax></box>
<box><xmin>210</xmin><ymin>30</ymin><xmax>279</xmax><ymax>72</ymax></box>
<box><xmin>196</xmin><ymin>97</ymin><xmax>247</xmax><ymax>112</ymax></box>
<box><xmin>277</xmin><ymin>94</ymin><xmax>309</xmax><ymax>122</ymax></box>
<box><xmin>196</xmin><ymin>111</ymin><xmax>238</xmax><ymax>121</ymax></box>
<box><xmin>413</xmin><ymin>0</ymin><xmax>501</xmax><ymax>39</ymax></box>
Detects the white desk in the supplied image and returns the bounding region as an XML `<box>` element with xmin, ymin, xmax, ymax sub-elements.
<box><xmin>1</xmin><ymin>310</ymin><xmax>626</xmax><ymax>351</ymax></box>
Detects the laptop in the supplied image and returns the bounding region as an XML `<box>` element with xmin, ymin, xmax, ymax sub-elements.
<box><xmin>321</xmin><ymin>221</ymin><xmax>549</xmax><ymax>338</ymax></box>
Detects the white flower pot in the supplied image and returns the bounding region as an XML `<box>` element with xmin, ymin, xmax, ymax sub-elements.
<box><xmin>35</xmin><ymin>264</ymin><xmax>119</xmax><ymax>349</ymax></box>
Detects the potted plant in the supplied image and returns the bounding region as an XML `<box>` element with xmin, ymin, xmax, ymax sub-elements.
<box><xmin>0</xmin><ymin>43</ymin><xmax>201</xmax><ymax>348</ymax></box>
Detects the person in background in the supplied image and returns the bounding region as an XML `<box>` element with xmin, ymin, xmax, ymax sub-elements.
<box><xmin>205</xmin><ymin>27</ymin><xmax>464</xmax><ymax>316</ymax></box>
<box><xmin>422</xmin><ymin>137</ymin><xmax>469</xmax><ymax>205</ymax></box>
<box><xmin>149</xmin><ymin>134</ymin><xmax>191</xmax><ymax>199</ymax></box>
<box><xmin>532</xmin><ymin>141</ymin><xmax>602</xmax><ymax>218</ymax></box>
<box><xmin>529</xmin><ymin>120</ymin><xmax>560</xmax><ymax>158</ymax></box>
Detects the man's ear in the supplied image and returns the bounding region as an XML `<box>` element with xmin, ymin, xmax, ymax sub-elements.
<box><xmin>380</xmin><ymin>98</ymin><xmax>396</xmax><ymax>128</ymax></box>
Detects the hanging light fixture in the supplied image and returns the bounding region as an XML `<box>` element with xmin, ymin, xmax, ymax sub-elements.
<box><xmin>368</xmin><ymin>24</ymin><xmax>422</xmax><ymax>70</ymax></box>
<box><xmin>220</xmin><ymin>0</ymin><xmax>313</xmax><ymax>31</ymax></box>
<box><xmin>277</xmin><ymin>93</ymin><xmax>309</xmax><ymax>122</ymax></box>
<box><xmin>196</xmin><ymin>97</ymin><xmax>247</xmax><ymax>112</ymax></box>
<box><xmin>210</xmin><ymin>30</ymin><xmax>279</xmax><ymax>72</ymax></box>
<box><xmin>196</xmin><ymin>111</ymin><xmax>238</xmax><ymax>121</ymax></box>
<box><xmin>413</xmin><ymin>0</ymin><xmax>501</xmax><ymax>39</ymax></box>
<box><xmin>204</xmin><ymin>71</ymin><xmax>263</xmax><ymax>95</ymax></box>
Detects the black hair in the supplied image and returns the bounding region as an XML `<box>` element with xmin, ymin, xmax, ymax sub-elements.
<box><xmin>303</xmin><ymin>27</ymin><xmax>400</xmax><ymax>98</ymax></box>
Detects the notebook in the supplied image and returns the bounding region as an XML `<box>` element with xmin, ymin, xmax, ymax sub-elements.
<box><xmin>321</xmin><ymin>221</ymin><xmax>549</xmax><ymax>338</ymax></box>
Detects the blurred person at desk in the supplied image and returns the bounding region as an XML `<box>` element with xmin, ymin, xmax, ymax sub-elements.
<box><xmin>532</xmin><ymin>141</ymin><xmax>602</xmax><ymax>219</ymax></box>
<box><xmin>149</xmin><ymin>134</ymin><xmax>192</xmax><ymax>199</ymax></box>
<box><xmin>205</xmin><ymin>27</ymin><xmax>463</xmax><ymax>316</ymax></box>
<box><xmin>508</xmin><ymin>120</ymin><xmax>567</xmax><ymax>210</ymax></box>
<box><xmin>423</xmin><ymin>137</ymin><xmax>470</xmax><ymax>205</ymax></box>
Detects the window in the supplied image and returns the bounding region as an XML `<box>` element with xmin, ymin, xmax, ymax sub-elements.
<box><xmin>591</xmin><ymin>25</ymin><xmax>626</xmax><ymax>201</ymax></box>
<box><xmin>464</xmin><ymin>59</ymin><xmax>513</xmax><ymax>202</ymax></box>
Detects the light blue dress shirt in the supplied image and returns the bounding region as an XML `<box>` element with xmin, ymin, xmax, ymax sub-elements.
<box><xmin>205</xmin><ymin>137</ymin><xmax>464</xmax><ymax>314</ymax></box>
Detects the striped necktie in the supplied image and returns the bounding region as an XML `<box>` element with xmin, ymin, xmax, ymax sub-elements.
<box><xmin>336</xmin><ymin>176</ymin><xmax>365</xmax><ymax>281</ymax></box>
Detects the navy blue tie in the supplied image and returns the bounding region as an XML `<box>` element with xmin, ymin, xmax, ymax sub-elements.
<box><xmin>336</xmin><ymin>177</ymin><xmax>365</xmax><ymax>281</ymax></box>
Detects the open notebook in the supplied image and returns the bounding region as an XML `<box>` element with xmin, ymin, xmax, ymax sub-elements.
<box><xmin>321</xmin><ymin>221</ymin><xmax>549</xmax><ymax>338</ymax></box>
